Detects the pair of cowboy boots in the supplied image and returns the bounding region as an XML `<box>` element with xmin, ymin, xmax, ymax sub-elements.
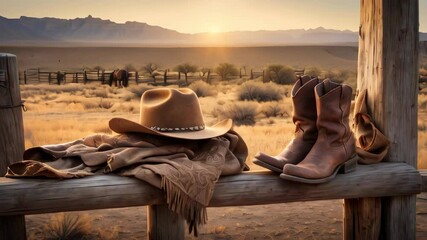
<box><xmin>253</xmin><ymin>76</ymin><xmax>357</xmax><ymax>183</ymax></box>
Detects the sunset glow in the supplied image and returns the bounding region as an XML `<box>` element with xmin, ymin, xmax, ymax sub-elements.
<box><xmin>1</xmin><ymin>0</ymin><xmax>426</xmax><ymax>33</ymax></box>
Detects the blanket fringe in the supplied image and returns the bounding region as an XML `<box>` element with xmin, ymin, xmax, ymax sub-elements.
<box><xmin>161</xmin><ymin>177</ymin><xmax>208</xmax><ymax>237</ymax></box>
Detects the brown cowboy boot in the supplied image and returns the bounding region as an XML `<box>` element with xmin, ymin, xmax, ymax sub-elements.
<box><xmin>280</xmin><ymin>79</ymin><xmax>357</xmax><ymax>183</ymax></box>
<box><xmin>253</xmin><ymin>76</ymin><xmax>320</xmax><ymax>172</ymax></box>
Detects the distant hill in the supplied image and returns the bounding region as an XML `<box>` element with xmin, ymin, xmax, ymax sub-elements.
<box><xmin>0</xmin><ymin>16</ymin><xmax>426</xmax><ymax>46</ymax></box>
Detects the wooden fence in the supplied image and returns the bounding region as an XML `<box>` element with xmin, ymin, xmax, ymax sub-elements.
<box><xmin>0</xmin><ymin>1</ymin><xmax>423</xmax><ymax>239</ymax></box>
<box><xmin>17</xmin><ymin>68</ymin><xmax>270</xmax><ymax>86</ymax></box>
<box><xmin>17</xmin><ymin>67</ymin><xmax>309</xmax><ymax>86</ymax></box>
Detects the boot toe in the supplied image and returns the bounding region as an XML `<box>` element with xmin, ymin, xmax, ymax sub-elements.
<box><xmin>283</xmin><ymin>163</ymin><xmax>322</xmax><ymax>179</ymax></box>
<box><xmin>255</xmin><ymin>152</ymin><xmax>287</xmax><ymax>169</ymax></box>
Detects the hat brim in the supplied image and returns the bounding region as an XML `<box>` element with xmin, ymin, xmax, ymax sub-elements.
<box><xmin>109</xmin><ymin>118</ymin><xmax>233</xmax><ymax>140</ymax></box>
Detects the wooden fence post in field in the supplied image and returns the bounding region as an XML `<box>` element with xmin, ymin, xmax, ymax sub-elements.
<box><xmin>101</xmin><ymin>70</ymin><xmax>105</xmax><ymax>84</ymax></box>
<box><xmin>163</xmin><ymin>69</ymin><xmax>168</xmax><ymax>86</ymax></box>
<box><xmin>250</xmin><ymin>69</ymin><xmax>254</xmax><ymax>79</ymax></box>
<box><xmin>24</xmin><ymin>71</ymin><xmax>27</xmax><ymax>84</ymax></box>
<box><xmin>0</xmin><ymin>53</ymin><xmax>26</xmax><ymax>240</ymax></box>
<box><xmin>147</xmin><ymin>204</ymin><xmax>185</xmax><ymax>240</ymax></box>
<box><xmin>48</xmin><ymin>72</ymin><xmax>51</xmax><ymax>84</ymax></box>
<box><xmin>343</xmin><ymin>0</ymin><xmax>419</xmax><ymax>239</ymax></box>
<box><xmin>84</xmin><ymin>71</ymin><xmax>88</xmax><ymax>84</ymax></box>
<box><xmin>207</xmin><ymin>70</ymin><xmax>211</xmax><ymax>84</ymax></box>
<box><xmin>135</xmin><ymin>71</ymin><xmax>138</xmax><ymax>84</ymax></box>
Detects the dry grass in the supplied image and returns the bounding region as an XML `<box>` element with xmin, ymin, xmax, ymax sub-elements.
<box><xmin>188</xmin><ymin>80</ymin><xmax>217</xmax><ymax>97</ymax></box>
<box><xmin>260</xmin><ymin>101</ymin><xmax>290</xmax><ymax>118</ymax></box>
<box><xmin>213</xmin><ymin>101</ymin><xmax>259</xmax><ymax>126</ymax></box>
<box><xmin>19</xmin><ymin>83</ymin><xmax>427</xmax><ymax>171</ymax></box>
<box><xmin>237</xmin><ymin>81</ymin><xmax>283</xmax><ymax>102</ymax></box>
<box><xmin>44</xmin><ymin>213</ymin><xmax>91</xmax><ymax>240</ymax></box>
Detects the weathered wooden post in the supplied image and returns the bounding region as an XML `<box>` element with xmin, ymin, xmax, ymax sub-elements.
<box><xmin>250</xmin><ymin>69</ymin><xmax>254</xmax><ymax>79</ymax></box>
<box><xmin>23</xmin><ymin>71</ymin><xmax>26</xmax><ymax>84</ymax></box>
<box><xmin>101</xmin><ymin>70</ymin><xmax>105</xmax><ymax>84</ymax></box>
<box><xmin>207</xmin><ymin>70</ymin><xmax>211</xmax><ymax>84</ymax></box>
<box><xmin>344</xmin><ymin>0</ymin><xmax>419</xmax><ymax>239</ymax></box>
<box><xmin>84</xmin><ymin>71</ymin><xmax>88</xmax><ymax>84</ymax></box>
<box><xmin>48</xmin><ymin>72</ymin><xmax>51</xmax><ymax>84</ymax></box>
<box><xmin>163</xmin><ymin>69</ymin><xmax>168</xmax><ymax>86</ymax></box>
<box><xmin>147</xmin><ymin>205</ymin><xmax>185</xmax><ymax>240</ymax></box>
<box><xmin>135</xmin><ymin>71</ymin><xmax>139</xmax><ymax>84</ymax></box>
<box><xmin>0</xmin><ymin>53</ymin><xmax>26</xmax><ymax>240</ymax></box>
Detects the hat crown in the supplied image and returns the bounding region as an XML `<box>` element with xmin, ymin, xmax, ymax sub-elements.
<box><xmin>140</xmin><ymin>88</ymin><xmax>205</xmax><ymax>132</ymax></box>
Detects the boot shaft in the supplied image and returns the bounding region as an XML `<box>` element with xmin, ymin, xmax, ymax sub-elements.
<box><xmin>291</xmin><ymin>76</ymin><xmax>320</xmax><ymax>141</ymax></box>
<box><xmin>314</xmin><ymin>79</ymin><xmax>353</xmax><ymax>147</ymax></box>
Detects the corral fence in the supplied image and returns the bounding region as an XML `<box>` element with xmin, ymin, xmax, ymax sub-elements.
<box><xmin>17</xmin><ymin>68</ymin><xmax>307</xmax><ymax>86</ymax></box>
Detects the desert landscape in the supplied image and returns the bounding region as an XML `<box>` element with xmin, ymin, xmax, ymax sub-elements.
<box><xmin>0</xmin><ymin>45</ymin><xmax>359</xmax><ymax>72</ymax></box>
<box><xmin>6</xmin><ymin>53</ymin><xmax>426</xmax><ymax>238</ymax></box>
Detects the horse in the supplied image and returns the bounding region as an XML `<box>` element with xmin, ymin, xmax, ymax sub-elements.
<box><xmin>109</xmin><ymin>69</ymin><xmax>129</xmax><ymax>88</ymax></box>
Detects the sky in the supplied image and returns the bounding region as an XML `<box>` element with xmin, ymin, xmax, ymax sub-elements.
<box><xmin>0</xmin><ymin>0</ymin><xmax>426</xmax><ymax>33</ymax></box>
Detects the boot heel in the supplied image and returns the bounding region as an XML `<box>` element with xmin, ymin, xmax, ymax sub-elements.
<box><xmin>338</xmin><ymin>155</ymin><xmax>358</xmax><ymax>174</ymax></box>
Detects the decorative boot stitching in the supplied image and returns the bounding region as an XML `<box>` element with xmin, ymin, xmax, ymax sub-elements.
<box><xmin>338</xmin><ymin>87</ymin><xmax>348</xmax><ymax>157</ymax></box>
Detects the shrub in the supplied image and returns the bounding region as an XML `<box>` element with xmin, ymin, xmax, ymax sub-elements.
<box><xmin>215</xmin><ymin>63</ymin><xmax>239</xmax><ymax>80</ymax></box>
<box><xmin>82</xmin><ymin>100</ymin><xmax>98</xmax><ymax>110</ymax></box>
<box><xmin>238</xmin><ymin>82</ymin><xmax>282</xmax><ymax>102</ymax></box>
<box><xmin>98</xmin><ymin>99</ymin><xmax>114</xmax><ymax>109</ymax></box>
<box><xmin>175</xmin><ymin>63</ymin><xmax>198</xmax><ymax>83</ymax></box>
<box><xmin>266</xmin><ymin>64</ymin><xmax>296</xmax><ymax>85</ymax></box>
<box><xmin>91</xmin><ymin>88</ymin><xmax>108</xmax><ymax>98</ymax></box>
<box><xmin>44</xmin><ymin>213</ymin><xmax>91</xmax><ymax>240</ymax></box>
<box><xmin>304</xmin><ymin>66</ymin><xmax>322</xmax><ymax>78</ymax></box>
<box><xmin>324</xmin><ymin>69</ymin><xmax>354</xmax><ymax>83</ymax></box>
<box><xmin>124</xmin><ymin>63</ymin><xmax>136</xmax><ymax>72</ymax></box>
<box><xmin>261</xmin><ymin>102</ymin><xmax>289</xmax><ymax>118</ymax></box>
<box><xmin>214</xmin><ymin>102</ymin><xmax>259</xmax><ymax>126</ymax></box>
<box><xmin>188</xmin><ymin>81</ymin><xmax>217</xmax><ymax>97</ymax></box>
<box><xmin>127</xmin><ymin>84</ymin><xmax>154</xmax><ymax>99</ymax></box>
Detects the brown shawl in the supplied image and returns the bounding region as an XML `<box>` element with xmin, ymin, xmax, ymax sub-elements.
<box><xmin>6</xmin><ymin>130</ymin><xmax>249</xmax><ymax>235</ymax></box>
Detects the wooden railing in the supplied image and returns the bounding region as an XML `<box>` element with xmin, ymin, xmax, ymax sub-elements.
<box><xmin>0</xmin><ymin>163</ymin><xmax>423</xmax><ymax>239</ymax></box>
<box><xmin>0</xmin><ymin>0</ymin><xmax>422</xmax><ymax>239</ymax></box>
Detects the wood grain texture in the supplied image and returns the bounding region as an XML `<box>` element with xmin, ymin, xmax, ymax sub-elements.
<box><xmin>147</xmin><ymin>205</ymin><xmax>185</xmax><ymax>240</ymax></box>
<box><xmin>0</xmin><ymin>53</ymin><xmax>26</xmax><ymax>240</ymax></box>
<box><xmin>356</xmin><ymin>1</ymin><xmax>419</xmax><ymax>239</ymax></box>
<box><xmin>0</xmin><ymin>163</ymin><xmax>420</xmax><ymax>216</ymax></box>
<box><xmin>420</xmin><ymin>170</ymin><xmax>427</xmax><ymax>192</ymax></box>
<box><xmin>343</xmin><ymin>198</ymin><xmax>381</xmax><ymax>240</ymax></box>
<box><xmin>0</xmin><ymin>53</ymin><xmax>25</xmax><ymax>176</ymax></box>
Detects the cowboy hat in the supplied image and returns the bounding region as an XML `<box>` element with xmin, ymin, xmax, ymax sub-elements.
<box><xmin>109</xmin><ymin>88</ymin><xmax>232</xmax><ymax>140</ymax></box>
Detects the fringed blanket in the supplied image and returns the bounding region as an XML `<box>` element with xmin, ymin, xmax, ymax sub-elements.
<box><xmin>6</xmin><ymin>130</ymin><xmax>249</xmax><ymax>236</ymax></box>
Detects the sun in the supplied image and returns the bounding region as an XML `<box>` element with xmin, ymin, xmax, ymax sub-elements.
<box><xmin>209</xmin><ymin>26</ymin><xmax>221</xmax><ymax>34</ymax></box>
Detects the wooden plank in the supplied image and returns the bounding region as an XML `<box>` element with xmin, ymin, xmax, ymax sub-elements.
<box><xmin>0</xmin><ymin>53</ymin><xmax>26</xmax><ymax>240</ymax></box>
<box><xmin>0</xmin><ymin>163</ymin><xmax>420</xmax><ymax>216</ymax></box>
<box><xmin>355</xmin><ymin>0</ymin><xmax>419</xmax><ymax>239</ymax></box>
<box><xmin>147</xmin><ymin>205</ymin><xmax>185</xmax><ymax>240</ymax></box>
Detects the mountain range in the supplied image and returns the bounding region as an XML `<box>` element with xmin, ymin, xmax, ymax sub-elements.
<box><xmin>1</xmin><ymin>15</ymin><xmax>426</xmax><ymax>46</ymax></box>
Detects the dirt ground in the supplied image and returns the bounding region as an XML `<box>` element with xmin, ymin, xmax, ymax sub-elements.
<box><xmin>24</xmin><ymin>194</ymin><xmax>427</xmax><ymax>240</ymax></box>
<box><xmin>0</xmin><ymin>46</ymin><xmax>358</xmax><ymax>72</ymax></box>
